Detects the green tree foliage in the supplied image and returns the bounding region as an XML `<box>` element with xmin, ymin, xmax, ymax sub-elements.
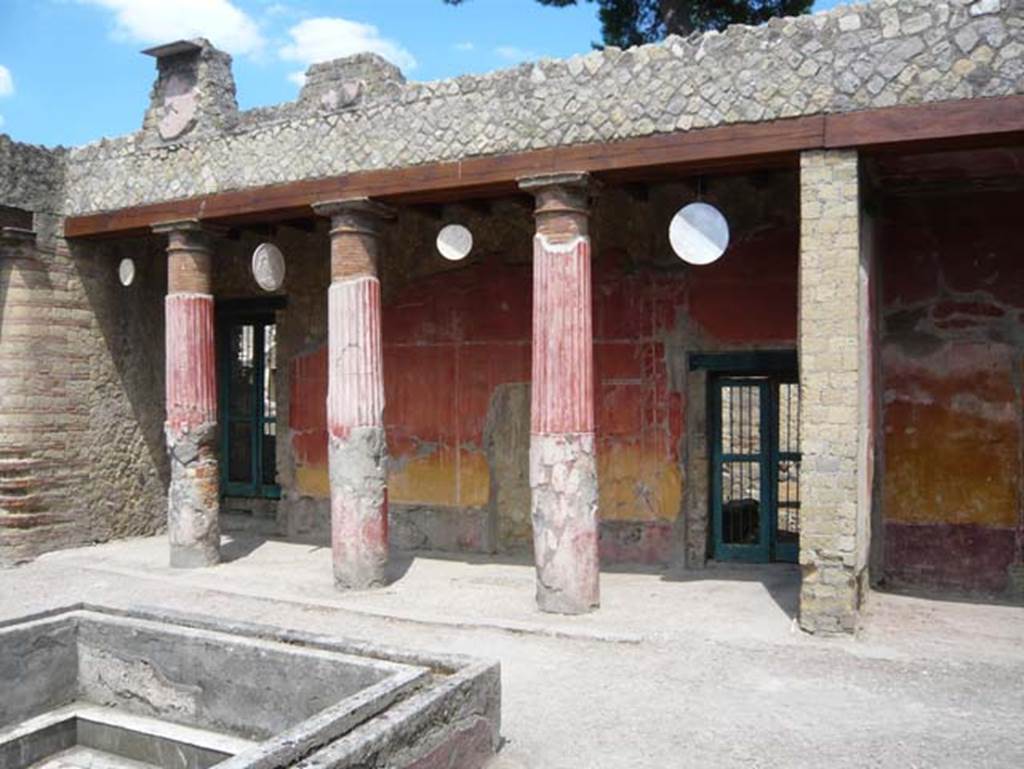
<box><xmin>444</xmin><ymin>0</ymin><xmax>814</xmax><ymax>48</ymax></box>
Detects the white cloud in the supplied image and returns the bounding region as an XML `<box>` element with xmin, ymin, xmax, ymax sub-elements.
<box><xmin>0</xmin><ymin>114</ymin><xmax>5</xmax><ymax>130</ymax></box>
<box><xmin>495</xmin><ymin>45</ymin><xmax>538</xmax><ymax>63</ymax></box>
<box><xmin>0</xmin><ymin>65</ymin><xmax>13</xmax><ymax>98</ymax></box>
<box><xmin>279</xmin><ymin>17</ymin><xmax>416</xmax><ymax>74</ymax></box>
<box><xmin>453</xmin><ymin>42</ymin><xmax>475</xmax><ymax>52</ymax></box>
<box><xmin>80</xmin><ymin>0</ymin><xmax>265</xmax><ymax>56</ymax></box>
<box><xmin>287</xmin><ymin>70</ymin><xmax>306</xmax><ymax>88</ymax></box>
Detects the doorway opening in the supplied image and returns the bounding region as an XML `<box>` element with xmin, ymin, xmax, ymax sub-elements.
<box><xmin>218</xmin><ymin>304</ymin><xmax>281</xmax><ymax>500</ymax></box>
<box><xmin>693</xmin><ymin>351</ymin><xmax>801</xmax><ymax>564</ymax></box>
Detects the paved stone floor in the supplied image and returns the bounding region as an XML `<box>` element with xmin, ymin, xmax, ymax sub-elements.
<box><xmin>2</xmin><ymin>534</ymin><xmax>1023</xmax><ymax>768</ymax></box>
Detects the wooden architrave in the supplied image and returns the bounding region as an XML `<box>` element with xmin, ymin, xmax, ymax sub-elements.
<box><xmin>65</xmin><ymin>94</ymin><xmax>1024</xmax><ymax>240</ymax></box>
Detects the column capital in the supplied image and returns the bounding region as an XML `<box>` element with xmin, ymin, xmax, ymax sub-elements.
<box><xmin>517</xmin><ymin>171</ymin><xmax>595</xmax><ymax>195</ymax></box>
<box><xmin>314</xmin><ymin>198</ymin><xmax>394</xmax><ymax>281</ymax></box>
<box><xmin>312</xmin><ymin>198</ymin><xmax>395</xmax><ymax>232</ymax></box>
<box><xmin>152</xmin><ymin>218</ymin><xmax>204</xmax><ymax>235</ymax></box>
<box><xmin>152</xmin><ymin>219</ymin><xmax>226</xmax><ymax>251</ymax></box>
<box><xmin>518</xmin><ymin>172</ymin><xmax>598</xmax><ymax>242</ymax></box>
<box><xmin>155</xmin><ymin>220</ymin><xmax>219</xmax><ymax>295</ymax></box>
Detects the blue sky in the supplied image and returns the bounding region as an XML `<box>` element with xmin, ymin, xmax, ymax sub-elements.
<box><xmin>0</xmin><ymin>0</ymin><xmax>844</xmax><ymax>147</ymax></box>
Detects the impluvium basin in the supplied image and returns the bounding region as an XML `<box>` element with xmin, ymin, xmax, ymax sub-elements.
<box><xmin>0</xmin><ymin>605</ymin><xmax>500</xmax><ymax>769</ymax></box>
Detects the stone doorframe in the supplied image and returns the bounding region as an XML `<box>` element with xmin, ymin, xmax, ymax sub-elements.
<box><xmin>681</xmin><ymin>350</ymin><xmax>800</xmax><ymax>570</ymax></box>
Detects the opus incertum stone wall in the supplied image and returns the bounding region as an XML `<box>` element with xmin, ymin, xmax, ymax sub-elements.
<box><xmin>0</xmin><ymin>137</ymin><xmax>65</xmax><ymax>217</ymax></box>
<box><xmin>50</xmin><ymin>0</ymin><xmax>1024</xmax><ymax>217</ymax></box>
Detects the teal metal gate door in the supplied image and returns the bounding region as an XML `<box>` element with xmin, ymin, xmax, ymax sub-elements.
<box><xmin>711</xmin><ymin>375</ymin><xmax>801</xmax><ymax>563</ymax></box>
<box><xmin>219</xmin><ymin>313</ymin><xmax>281</xmax><ymax>499</ymax></box>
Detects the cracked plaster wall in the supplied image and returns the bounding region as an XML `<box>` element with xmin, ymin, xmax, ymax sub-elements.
<box><xmin>879</xmin><ymin>186</ymin><xmax>1024</xmax><ymax>594</ymax></box>
<box><xmin>279</xmin><ymin>174</ymin><xmax>798</xmax><ymax>563</ymax></box>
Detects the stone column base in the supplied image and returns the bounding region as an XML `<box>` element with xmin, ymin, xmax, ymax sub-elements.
<box><xmin>167</xmin><ymin>428</ymin><xmax>220</xmax><ymax>568</ymax></box>
<box><xmin>529</xmin><ymin>432</ymin><xmax>599</xmax><ymax>614</ymax></box>
<box><xmin>330</xmin><ymin>425</ymin><xmax>388</xmax><ymax>589</ymax></box>
<box><xmin>799</xmin><ymin>558</ymin><xmax>863</xmax><ymax>634</ymax></box>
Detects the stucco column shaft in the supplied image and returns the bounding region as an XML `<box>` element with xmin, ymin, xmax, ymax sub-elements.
<box><xmin>798</xmin><ymin>150</ymin><xmax>873</xmax><ymax>634</ymax></box>
<box><xmin>519</xmin><ymin>172</ymin><xmax>599</xmax><ymax>614</ymax></box>
<box><xmin>153</xmin><ymin>219</ymin><xmax>219</xmax><ymax>568</ymax></box>
<box><xmin>313</xmin><ymin>198</ymin><xmax>395</xmax><ymax>590</ymax></box>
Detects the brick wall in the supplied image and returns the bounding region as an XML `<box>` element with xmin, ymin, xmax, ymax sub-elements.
<box><xmin>0</xmin><ymin>220</ymin><xmax>167</xmax><ymax>565</ymax></box>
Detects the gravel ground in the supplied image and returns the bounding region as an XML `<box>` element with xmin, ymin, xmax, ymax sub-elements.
<box><xmin>2</xmin><ymin>534</ymin><xmax>1022</xmax><ymax>769</ymax></box>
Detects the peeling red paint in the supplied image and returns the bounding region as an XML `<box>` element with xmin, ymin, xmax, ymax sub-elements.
<box><xmin>884</xmin><ymin>523</ymin><xmax>1016</xmax><ymax>593</ymax></box>
<box><xmin>328</xmin><ymin>277</ymin><xmax>384</xmax><ymax>434</ymax></box>
<box><xmin>330</xmin><ymin>490</ymin><xmax>387</xmax><ymax>580</ymax></box>
<box><xmin>686</xmin><ymin>229</ymin><xmax>798</xmax><ymax>343</ymax></box>
<box><xmin>599</xmin><ymin>521</ymin><xmax>675</xmax><ymax>563</ymax></box>
<box><xmin>289</xmin><ymin>346</ymin><xmax>328</xmax><ymax>466</ymax></box>
<box><xmin>881</xmin><ymin>190</ymin><xmax>1024</xmax><ymax>592</ymax></box>
<box><xmin>289</xmin><ymin>233</ymin><xmax>797</xmax><ymax>548</ymax></box>
<box><xmin>165</xmin><ymin>294</ymin><xmax>216</xmax><ymax>437</ymax></box>
<box><xmin>532</xmin><ymin>237</ymin><xmax>594</xmax><ymax>435</ymax></box>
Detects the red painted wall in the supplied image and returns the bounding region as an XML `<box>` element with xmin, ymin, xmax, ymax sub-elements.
<box><xmin>880</xmin><ymin>190</ymin><xmax>1024</xmax><ymax>593</ymax></box>
<box><xmin>289</xmin><ymin>226</ymin><xmax>798</xmax><ymax>554</ymax></box>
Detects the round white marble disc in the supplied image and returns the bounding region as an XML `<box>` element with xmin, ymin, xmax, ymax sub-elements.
<box><xmin>252</xmin><ymin>242</ymin><xmax>286</xmax><ymax>291</ymax></box>
<box><xmin>669</xmin><ymin>202</ymin><xmax>730</xmax><ymax>265</ymax></box>
<box><xmin>118</xmin><ymin>258</ymin><xmax>135</xmax><ymax>287</ymax></box>
<box><xmin>436</xmin><ymin>224</ymin><xmax>473</xmax><ymax>261</ymax></box>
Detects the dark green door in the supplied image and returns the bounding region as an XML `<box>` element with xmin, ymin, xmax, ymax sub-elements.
<box><xmin>219</xmin><ymin>313</ymin><xmax>280</xmax><ymax>499</ymax></box>
<box><xmin>711</xmin><ymin>374</ymin><xmax>801</xmax><ymax>563</ymax></box>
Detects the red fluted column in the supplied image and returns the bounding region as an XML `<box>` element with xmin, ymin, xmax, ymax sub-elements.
<box><xmin>312</xmin><ymin>198</ymin><xmax>394</xmax><ymax>589</ymax></box>
<box><xmin>518</xmin><ymin>172</ymin><xmax>599</xmax><ymax>614</ymax></box>
<box><xmin>153</xmin><ymin>220</ymin><xmax>219</xmax><ymax>568</ymax></box>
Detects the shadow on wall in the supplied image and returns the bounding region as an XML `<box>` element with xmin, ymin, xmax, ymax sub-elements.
<box><xmin>0</xmin><ymin>208</ymin><xmax>44</xmax><ymax>338</ymax></box>
<box><xmin>0</xmin><ymin>244</ymin><xmax>54</xmax><ymax>347</ymax></box>
<box><xmin>73</xmin><ymin>236</ymin><xmax>170</xmax><ymax>540</ymax></box>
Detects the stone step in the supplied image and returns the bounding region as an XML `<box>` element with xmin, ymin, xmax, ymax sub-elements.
<box><xmin>0</xmin><ymin>493</ymin><xmax>43</xmax><ymax>511</ymax></box>
<box><xmin>0</xmin><ymin>511</ymin><xmax>66</xmax><ymax>529</ymax></box>
<box><xmin>0</xmin><ymin>457</ymin><xmax>44</xmax><ymax>475</ymax></box>
<box><xmin>0</xmin><ymin>476</ymin><xmax>37</xmax><ymax>491</ymax></box>
<box><xmin>0</xmin><ymin>446</ymin><xmax>33</xmax><ymax>458</ymax></box>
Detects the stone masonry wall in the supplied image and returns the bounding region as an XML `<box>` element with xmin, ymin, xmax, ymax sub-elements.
<box><xmin>798</xmin><ymin>150</ymin><xmax>869</xmax><ymax>633</ymax></box>
<box><xmin>1</xmin><ymin>138</ymin><xmax>167</xmax><ymax>565</ymax></box>
<box><xmin>0</xmin><ymin>136</ymin><xmax>66</xmax><ymax>215</ymax></box>
<box><xmin>0</xmin><ymin>226</ymin><xmax>168</xmax><ymax>565</ymax></box>
<box><xmin>60</xmin><ymin>0</ymin><xmax>1023</xmax><ymax>216</ymax></box>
